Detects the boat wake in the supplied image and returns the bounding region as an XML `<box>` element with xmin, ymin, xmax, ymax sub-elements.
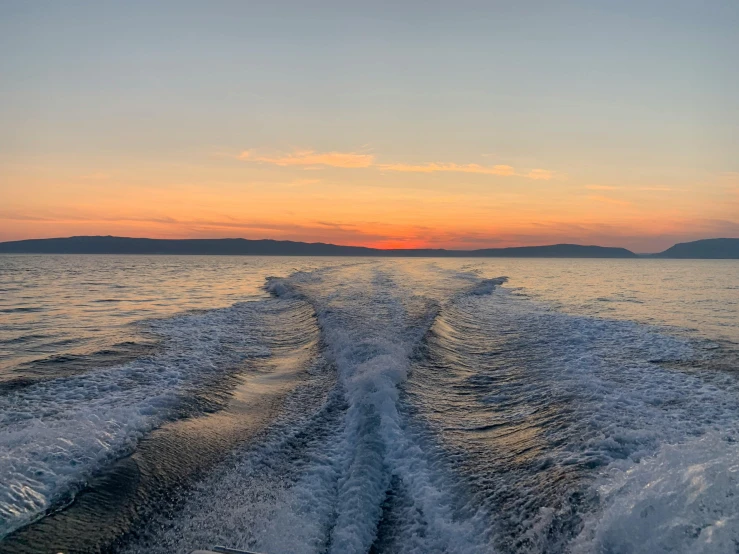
<box><xmin>3</xmin><ymin>262</ymin><xmax>739</xmax><ymax>553</ymax></box>
<box><xmin>0</xmin><ymin>298</ymin><xmax>305</xmax><ymax>537</ymax></box>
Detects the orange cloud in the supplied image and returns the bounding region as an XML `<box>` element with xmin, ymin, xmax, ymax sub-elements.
<box><xmin>587</xmin><ymin>185</ymin><xmax>672</xmax><ymax>192</ymax></box>
<box><xmin>287</xmin><ymin>178</ymin><xmax>321</xmax><ymax>186</ymax></box>
<box><xmin>379</xmin><ymin>162</ymin><xmax>517</xmax><ymax>176</ymax></box>
<box><xmin>526</xmin><ymin>169</ymin><xmax>554</xmax><ymax>180</ymax></box>
<box><xmin>239</xmin><ymin>148</ymin><xmax>555</xmax><ymax>179</ymax></box>
<box><xmin>585</xmin><ymin>185</ymin><xmax>620</xmax><ymax>191</ymax></box>
<box><xmin>589</xmin><ymin>195</ymin><xmax>631</xmax><ymax>206</ymax></box>
<box><xmin>381</xmin><ymin>163</ymin><xmax>555</xmax><ymax>180</ymax></box>
<box><xmin>239</xmin><ymin>149</ymin><xmax>374</xmax><ymax>168</ymax></box>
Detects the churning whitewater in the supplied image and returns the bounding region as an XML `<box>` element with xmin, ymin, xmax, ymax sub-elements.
<box><xmin>2</xmin><ymin>260</ymin><xmax>739</xmax><ymax>553</ymax></box>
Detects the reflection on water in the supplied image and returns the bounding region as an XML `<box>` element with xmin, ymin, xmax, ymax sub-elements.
<box><xmin>0</xmin><ymin>255</ymin><xmax>339</xmax><ymax>381</ymax></box>
<box><xmin>2</xmin><ymin>256</ymin><xmax>736</xmax><ymax>383</ymax></box>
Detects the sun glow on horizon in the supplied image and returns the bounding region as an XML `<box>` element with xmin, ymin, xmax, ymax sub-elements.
<box><xmin>1</xmin><ymin>2</ymin><xmax>737</xmax><ymax>253</ymax></box>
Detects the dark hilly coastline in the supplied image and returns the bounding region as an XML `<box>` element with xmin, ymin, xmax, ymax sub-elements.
<box><xmin>1</xmin><ymin>235</ymin><xmax>738</xmax><ymax>258</ymax></box>
<box><xmin>0</xmin><ymin>236</ymin><xmax>638</xmax><ymax>257</ymax></box>
<box><xmin>653</xmin><ymin>238</ymin><xmax>739</xmax><ymax>259</ymax></box>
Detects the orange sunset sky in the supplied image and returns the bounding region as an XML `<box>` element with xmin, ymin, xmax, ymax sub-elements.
<box><xmin>1</xmin><ymin>2</ymin><xmax>737</xmax><ymax>253</ymax></box>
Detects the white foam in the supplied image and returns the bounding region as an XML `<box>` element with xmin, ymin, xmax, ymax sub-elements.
<box><xmin>260</xmin><ymin>268</ymin><xmax>497</xmax><ymax>553</ymax></box>
<box><xmin>406</xmin><ymin>284</ymin><xmax>739</xmax><ymax>551</ymax></box>
<box><xmin>127</xmin><ymin>267</ymin><xmax>501</xmax><ymax>554</ymax></box>
<box><xmin>0</xmin><ymin>299</ymin><xmax>297</xmax><ymax>537</ymax></box>
<box><xmin>463</xmin><ymin>288</ymin><xmax>732</xmax><ymax>457</ymax></box>
<box><xmin>91</xmin><ymin>264</ymin><xmax>739</xmax><ymax>553</ymax></box>
<box><xmin>573</xmin><ymin>433</ymin><xmax>739</xmax><ymax>554</ymax></box>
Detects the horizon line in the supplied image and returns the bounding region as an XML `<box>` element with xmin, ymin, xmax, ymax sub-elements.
<box><xmin>2</xmin><ymin>234</ymin><xmax>738</xmax><ymax>258</ymax></box>
<box><xmin>0</xmin><ymin>234</ymin><xmax>641</xmax><ymax>252</ymax></box>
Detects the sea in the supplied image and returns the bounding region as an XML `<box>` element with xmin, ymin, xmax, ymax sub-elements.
<box><xmin>1</xmin><ymin>255</ymin><xmax>738</xmax><ymax>554</ymax></box>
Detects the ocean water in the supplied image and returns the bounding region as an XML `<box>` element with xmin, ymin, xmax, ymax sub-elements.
<box><xmin>0</xmin><ymin>255</ymin><xmax>738</xmax><ymax>554</ymax></box>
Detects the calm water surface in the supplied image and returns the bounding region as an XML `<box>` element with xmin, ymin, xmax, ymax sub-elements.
<box><xmin>0</xmin><ymin>255</ymin><xmax>737</xmax><ymax>553</ymax></box>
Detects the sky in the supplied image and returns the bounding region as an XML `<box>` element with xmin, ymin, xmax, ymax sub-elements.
<box><xmin>1</xmin><ymin>1</ymin><xmax>737</xmax><ymax>253</ymax></box>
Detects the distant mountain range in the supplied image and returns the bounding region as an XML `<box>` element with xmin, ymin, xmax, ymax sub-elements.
<box><xmin>652</xmin><ymin>238</ymin><xmax>739</xmax><ymax>259</ymax></box>
<box><xmin>0</xmin><ymin>236</ymin><xmax>636</xmax><ymax>257</ymax></box>
<box><xmin>0</xmin><ymin>236</ymin><xmax>737</xmax><ymax>258</ymax></box>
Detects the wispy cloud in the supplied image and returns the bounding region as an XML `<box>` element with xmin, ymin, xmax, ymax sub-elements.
<box><xmin>586</xmin><ymin>185</ymin><xmax>671</xmax><ymax>192</ymax></box>
<box><xmin>238</xmin><ymin>148</ymin><xmax>555</xmax><ymax>180</ymax></box>
<box><xmin>525</xmin><ymin>169</ymin><xmax>554</xmax><ymax>180</ymax></box>
<box><xmin>287</xmin><ymin>178</ymin><xmax>321</xmax><ymax>186</ymax></box>
<box><xmin>239</xmin><ymin>149</ymin><xmax>374</xmax><ymax>168</ymax></box>
<box><xmin>588</xmin><ymin>195</ymin><xmax>631</xmax><ymax>206</ymax></box>
<box><xmin>378</xmin><ymin>163</ymin><xmax>554</xmax><ymax>180</ymax></box>
<box><xmin>378</xmin><ymin>162</ymin><xmax>517</xmax><ymax>176</ymax></box>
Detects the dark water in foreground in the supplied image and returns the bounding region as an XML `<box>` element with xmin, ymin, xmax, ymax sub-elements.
<box><xmin>1</xmin><ymin>255</ymin><xmax>738</xmax><ymax>553</ymax></box>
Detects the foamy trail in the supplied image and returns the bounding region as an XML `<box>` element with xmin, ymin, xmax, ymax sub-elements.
<box><xmin>572</xmin><ymin>433</ymin><xmax>739</xmax><ymax>553</ymax></box>
<box><xmin>0</xmin><ymin>298</ymin><xmax>306</xmax><ymax>537</ymax></box>
<box><xmin>409</xmin><ymin>284</ymin><xmax>739</xmax><ymax>552</ymax></box>
<box><xmin>122</xmin><ymin>265</ymin><xmax>503</xmax><ymax>554</ymax></box>
<box><xmin>265</xmin><ymin>267</ymin><xmax>495</xmax><ymax>553</ymax></box>
<box><xmin>106</xmin><ymin>264</ymin><xmax>739</xmax><ymax>553</ymax></box>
